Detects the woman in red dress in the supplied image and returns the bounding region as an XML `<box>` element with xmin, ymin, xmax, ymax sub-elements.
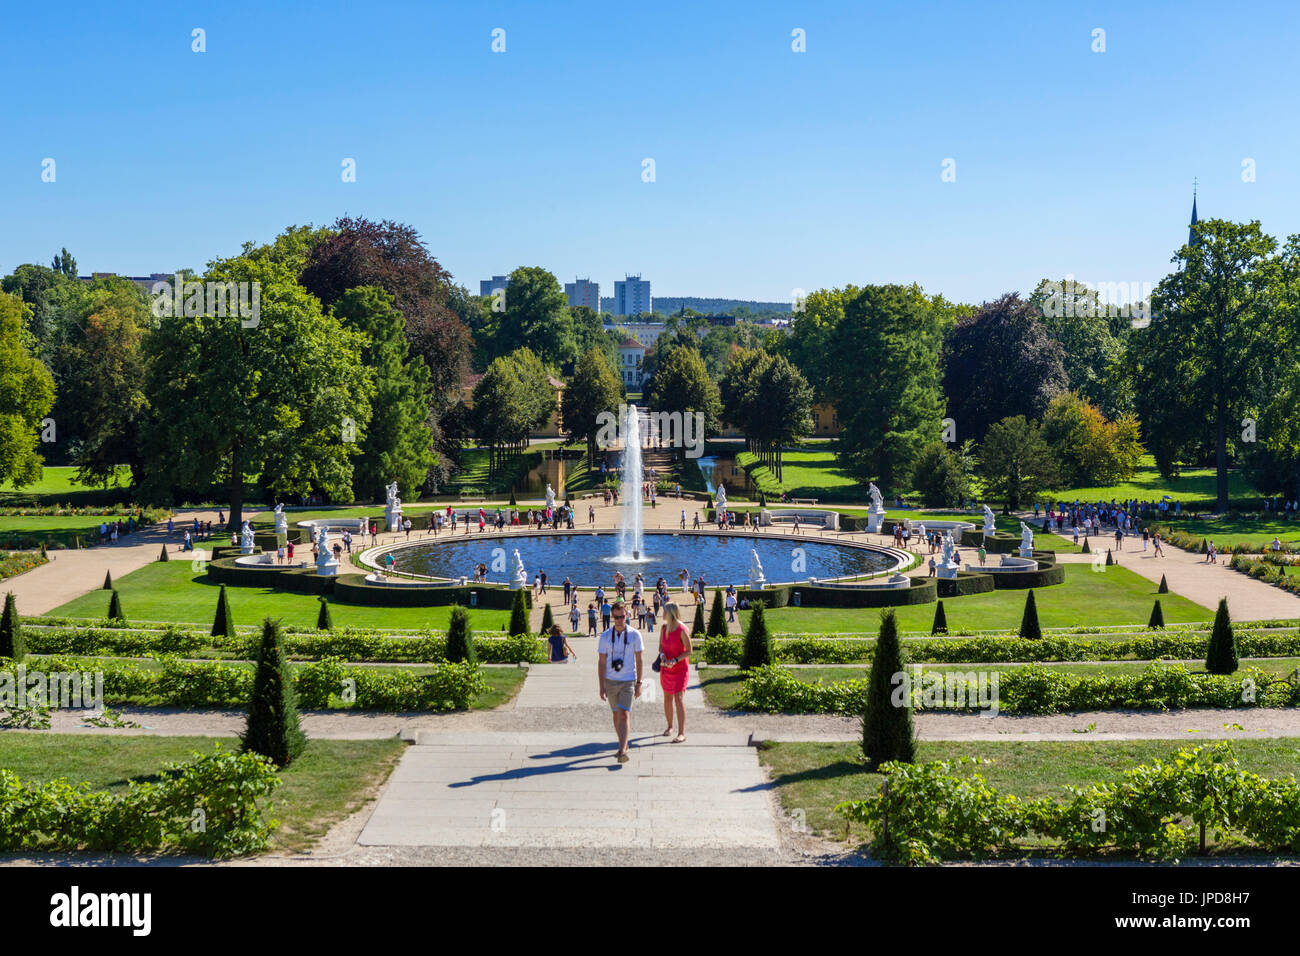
<box><xmin>658</xmin><ymin>602</ymin><xmax>692</xmax><ymax>742</ymax></box>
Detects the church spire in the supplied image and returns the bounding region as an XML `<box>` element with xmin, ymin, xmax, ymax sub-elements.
<box><xmin>1188</xmin><ymin>179</ymin><xmax>1199</xmax><ymax>247</ymax></box>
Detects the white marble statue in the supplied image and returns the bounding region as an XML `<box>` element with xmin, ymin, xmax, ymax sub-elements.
<box><xmin>716</xmin><ymin>483</ymin><xmax>727</xmax><ymax>513</ymax></box>
<box><xmin>938</xmin><ymin>531</ymin><xmax>959</xmax><ymax>578</ymax></box>
<box><xmin>314</xmin><ymin>524</ymin><xmax>339</xmax><ymax>576</ymax></box>
<box><xmin>239</xmin><ymin>520</ymin><xmax>255</xmax><ymax>555</ymax></box>
<box><xmin>545</xmin><ymin>483</ymin><xmax>556</xmax><ymax>513</ymax></box>
<box><xmin>386</xmin><ymin>481</ymin><xmax>400</xmax><ymax>510</ymax></box>
<box><xmin>385</xmin><ymin>480</ymin><xmax>403</xmax><ymax>532</ymax></box>
<box><xmin>510</xmin><ymin>549</ymin><xmax>527</xmax><ymax>590</ymax></box>
<box><xmin>273</xmin><ymin>503</ymin><xmax>288</xmax><ymax>541</ymax></box>
<box><xmin>1019</xmin><ymin>520</ymin><xmax>1035</xmax><ymax>558</ymax></box>
<box><xmin>983</xmin><ymin>504</ymin><xmax>996</xmax><ymax>534</ymax></box>
<box><xmin>868</xmin><ymin>483</ymin><xmax>885</xmax><ymax>513</ymax></box>
<box><xmin>748</xmin><ymin>549</ymin><xmax>767</xmax><ymax>589</ymax></box>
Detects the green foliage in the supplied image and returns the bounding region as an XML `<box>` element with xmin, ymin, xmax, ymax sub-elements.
<box><xmin>316</xmin><ymin>597</ymin><xmax>333</xmax><ymax>631</ymax></box>
<box><xmin>691</xmin><ymin>603</ymin><xmax>707</xmax><ymax>639</ymax></box>
<box><xmin>0</xmin><ymin>592</ymin><xmax>24</xmax><ymax>662</ymax></box>
<box><xmin>931</xmin><ymin>600</ymin><xmax>948</xmax><ymax>635</ymax></box>
<box><xmin>540</xmin><ymin>601</ymin><xmax>554</xmax><ymax>634</ymax></box>
<box><xmin>107</xmin><ymin>589</ymin><xmax>125</xmax><ymax>624</ymax></box>
<box><xmin>102</xmin><ymin>570</ymin><xmax>112</xmax><ymax>590</ymax></box>
<box><xmin>645</xmin><ymin>344</ymin><xmax>722</xmax><ymax>438</ymax></box>
<box><xmin>979</xmin><ymin>416</ymin><xmax>1059</xmax><ymax>511</ymax></box>
<box><xmin>707</xmin><ymin>589</ymin><xmax>728</xmax><ymax>637</ymax></box>
<box><xmin>0</xmin><ymin>747</ymin><xmax>281</xmax><ymax>858</ymax></box>
<box><xmin>1158</xmin><ymin>574</ymin><xmax>1168</xmax><ymax>593</ymax></box>
<box><xmin>1206</xmin><ymin>598</ymin><xmax>1238</xmax><ymax>674</ymax></box>
<box><xmin>1018</xmin><ymin>590</ymin><xmax>1042</xmax><ymax>640</ymax></box>
<box><xmin>911</xmin><ymin>442</ymin><xmax>969</xmax><ymax>508</ymax></box>
<box><xmin>241</xmin><ymin>618</ymin><xmax>307</xmax><ymax>768</ymax></box>
<box><xmin>563</xmin><ymin>347</ymin><xmax>625</xmax><ymax>458</ymax></box>
<box><xmin>0</xmin><ymin>290</ymin><xmax>57</xmax><ymax>489</ymax></box>
<box><xmin>1041</xmin><ymin>391</ymin><xmax>1144</xmax><ymax>487</ymax></box>
<box><xmin>158</xmin><ymin>544</ymin><xmax>170</xmax><ymax>562</ymax></box>
<box><xmin>740</xmin><ymin>601</ymin><xmax>773</xmax><ymax>670</ymax></box>
<box><xmin>445</xmin><ymin>605</ymin><xmax>476</xmax><ymax>664</ymax></box>
<box><xmin>862</xmin><ymin>610</ymin><xmax>915</xmax><ymax>770</ymax></box>
<box><xmin>1148</xmin><ymin>599</ymin><xmax>1166</xmax><ymax>630</ymax></box>
<box><xmin>508</xmin><ymin>589</ymin><xmax>529</xmax><ymax>636</ymax></box>
<box><xmin>212</xmin><ymin>585</ymin><xmax>235</xmax><ymax>638</ymax></box>
<box><xmin>835</xmin><ymin>743</ymin><xmax>1300</xmax><ymax>864</ymax></box>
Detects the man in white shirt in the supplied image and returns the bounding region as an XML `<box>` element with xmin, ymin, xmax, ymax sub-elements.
<box><xmin>598</xmin><ymin>599</ymin><xmax>644</xmax><ymax>763</ymax></box>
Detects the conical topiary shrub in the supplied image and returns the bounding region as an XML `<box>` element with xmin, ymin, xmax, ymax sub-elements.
<box><xmin>211</xmin><ymin>585</ymin><xmax>235</xmax><ymax>638</ymax></box>
<box><xmin>1200</xmin><ymin>538</ymin><xmax>1208</xmax><ymax>554</ymax></box>
<box><xmin>158</xmin><ymin>544</ymin><xmax>170</xmax><ymax>562</ymax></box>
<box><xmin>103</xmin><ymin>570</ymin><xmax>113</xmax><ymax>590</ymax></box>
<box><xmin>931</xmin><ymin>600</ymin><xmax>948</xmax><ymax>635</ymax></box>
<box><xmin>862</xmin><ymin>609</ymin><xmax>916</xmax><ymax>771</ymax></box>
<box><xmin>739</xmin><ymin>601</ymin><xmax>772</xmax><ymax>670</ymax></box>
<box><xmin>1106</xmin><ymin>549</ymin><xmax>1115</xmax><ymax>566</ymax></box>
<box><xmin>107</xmin><ymin>589</ymin><xmax>125</xmax><ymax>624</ymax></box>
<box><xmin>1018</xmin><ymin>589</ymin><xmax>1041</xmax><ymax>640</ymax></box>
<box><xmin>1205</xmin><ymin>597</ymin><xmax>1237</xmax><ymax>674</ymax></box>
<box><xmin>0</xmin><ymin>592</ymin><xmax>25</xmax><ymax>663</ymax></box>
<box><xmin>508</xmin><ymin>589</ymin><xmax>529</xmax><ymax>636</ymax></box>
<box><xmin>316</xmin><ymin>597</ymin><xmax>333</xmax><ymax>630</ymax></box>
<box><xmin>509</xmin><ymin>490</ymin><xmax>517</xmax><ymax>507</ymax></box>
<box><xmin>1158</xmin><ymin>574</ymin><xmax>1169</xmax><ymax>594</ymax></box>
<box><xmin>691</xmin><ymin>602</ymin><xmax>707</xmax><ymax>638</ymax></box>
<box><xmin>540</xmin><ymin>601</ymin><xmax>555</xmax><ymax>634</ymax></box>
<box><xmin>446</xmin><ymin>605</ymin><xmax>476</xmax><ymax>664</ymax></box>
<box><xmin>241</xmin><ymin>617</ymin><xmax>306</xmax><ymax>768</ymax></box>
<box><xmin>707</xmin><ymin>589</ymin><xmax>727</xmax><ymax>637</ymax></box>
<box><xmin>1147</xmin><ymin>599</ymin><xmax>1165</xmax><ymax>630</ymax></box>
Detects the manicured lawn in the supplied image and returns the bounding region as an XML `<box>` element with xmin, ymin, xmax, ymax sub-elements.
<box><xmin>742</xmin><ymin>565</ymin><xmax>1211</xmax><ymax>634</ymax></box>
<box><xmin>46</xmin><ymin>561</ymin><xmax>513</xmax><ymax>631</ymax></box>
<box><xmin>758</xmin><ymin>738</ymin><xmax>1300</xmax><ymax>841</ymax></box>
<box><xmin>0</xmin><ymin>465</ymin><xmax>133</xmax><ymax>497</ymax></box>
<box><xmin>735</xmin><ymin>448</ymin><xmax>863</xmax><ymax>500</ymax></box>
<box><xmin>1152</xmin><ymin>516</ymin><xmax>1300</xmax><ymax>550</ymax></box>
<box><xmin>1042</xmin><ymin>456</ymin><xmax>1258</xmax><ymax>503</ymax></box>
<box><xmin>0</xmin><ymin>735</ymin><xmax>405</xmax><ymax>854</ymax></box>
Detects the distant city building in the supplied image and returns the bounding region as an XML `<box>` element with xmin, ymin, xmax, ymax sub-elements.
<box><xmin>479</xmin><ymin>275</ymin><xmax>511</xmax><ymax>297</ymax></box>
<box><xmin>613</xmin><ymin>274</ymin><xmax>651</xmax><ymax>316</ymax></box>
<box><xmin>564</xmin><ymin>277</ymin><xmax>600</xmax><ymax>311</ymax></box>
<box><xmin>605</xmin><ymin>321</ymin><xmax>664</xmax><ymax>348</ymax></box>
<box><xmin>616</xmin><ymin>338</ymin><xmax>648</xmax><ymax>389</ymax></box>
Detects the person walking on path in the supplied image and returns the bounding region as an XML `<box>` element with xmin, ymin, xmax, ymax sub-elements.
<box><xmin>725</xmin><ymin>589</ymin><xmax>737</xmax><ymax>622</ymax></box>
<box><xmin>600</xmin><ymin>598</ymin><xmax>612</xmax><ymax>631</ymax></box>
<box><xmin>657</xmin><ymin>602</ymin><xmax>691</xmax><ymax>743</ymax></box>
<box><xmin>569</xmin><ymin>600</ymin><xmax>581</xmax><ymax>634</ymax></box>
<box><xmin>587</xmin><ymin>602</ymin><xmax>598</xmax><ymax>637</ymax></box>
<box><xmin>1152</xmin><ymin>532</ymin><xmax>1164</xmax><ymax>558</ymax></box>
<box><xmin>546</xmin><ymin>624</ymin><xmax>577</xmax><ymax>663</ymax></box>
<box><xmin>598</xmin><ymin>600</ymin><xmax>644</xmax><ymax>763</ymax></box>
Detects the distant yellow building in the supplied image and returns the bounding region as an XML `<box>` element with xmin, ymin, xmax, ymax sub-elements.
<box><xmin>462</xmin><ymin>373</ymin><xmax>565</xmax><ymax>438</ymax></box>
<box><xmin>811</xmin><ymin>402</ymin><xmax>840</xmax><ymax>436</ymax></box>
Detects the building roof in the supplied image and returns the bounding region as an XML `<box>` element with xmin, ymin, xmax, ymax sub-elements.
<box><xmin>618</xmin><ymin>338</ymin><xmax>647</xmax><ymax>351</ymax></box>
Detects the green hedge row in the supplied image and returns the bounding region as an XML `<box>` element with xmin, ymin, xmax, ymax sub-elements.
<box><xmin>21</xmin><ymin>626</ymin><xmax>546</xmax><ymax>664</ymax></box>
<box><xmin>735</xmin><ymin>662</ymin><xmax>1300</xmax><ymax>715</ymax></box>
<box><xmin>702</xmin><ymin>630</ymin><xmax>1300</xmax><ymax>665</ymax></box>
<box><xmin>836</xmin><ymin>743</ymin><xmax>1300</xmax><ymax>864</ymax></box>
<box><xmin>332</xmin><ymin>574</ymin><xmax>528</xmax><ymax>609</ymax></box>
<box><xmin>960</xmin><ymin>530</ymin><xmax>1019</xmax><ymax>553</ymax></box>
<box><xmin>205</xmin><ymin>557</ymin><xmax>332</xmax><ymax>594</ymax></box>
<box><xmin>937</xmin><ymin>571</ymin><xmax>995</xmax><ymax>597</ymax></box>
<box><xmin>1229</xmin><ymin>554</ymin><xmax>1300</xmax><ymax>597</ymax></box>
<box><xmin>0</xmin><ymin>749</ymin><xmax>279</xmax><ymax>858</ymax></box>
<box><xmin>0</xmin><ymin>656</ymin><xmax>488</xmax><ymax>711</ymax></box>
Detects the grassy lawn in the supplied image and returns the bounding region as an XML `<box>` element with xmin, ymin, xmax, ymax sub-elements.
<box><xmin>0</xmin><ymin>734</ymin><xmax>405</xmax><ymax>854</ymax></box>
<box><xmin>743</xmin><ymin>565</ymin><xmax>1211</xmax><ymax>635</ymax></box>
<box><xmin>1151</xmin><ymin>516</ymin><xmax>1300</xmax><ymax>550</ymax></box>
<box><xmin>1042</xmin><ymin>456</ymin><xmax>1258</xmax><ymax>503</ymax></box>
<box><xmin>735</xmin><ymin>448</ymin><xmax>863</xmax><ymax>500</ymax></box>
<box><xmin>758</xmin><ymin>738</ymin><xmax>1300</xmax><ymax>842</ymax></box>
<box><xmin>46</xmin><ymin>561</ymin><xmax>513</xmax><ymax>631</ymax></box>
<box><xmin>0</xmin><ymin>465</ymin><xmax>133</xmax><ymax>497</ymax></box>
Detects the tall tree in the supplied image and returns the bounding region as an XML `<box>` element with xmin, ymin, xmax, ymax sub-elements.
<box><xmin>563</xmin><ymin>346</ymin><xmax>624</xmax><ymax>460</ymax></box>
<box><xmin>1131</xmin><ymin>219</ymin><xmax>1279</xmax><ymax>510</ymax></box>
<box><xmin>140</xmin><ymin>257</ymin><xmax>373</xmax><ymax>527</ymax></box>
<box><xmin>492</xmin><ymin>267</ymin><xmax>577</xmax><ymax>371</ymax></box>
<box><xmin>942</xmin><ymin>292</ymin><xmax>1068</xmax><ymax>443</ymax></box>
<box><xmin>644</xmin><ymin>344</ymin><xmax>722</xmax><ymax>449</ymax></box>
<box><xmin>332</xmin><ymin>286</ymin><xmax>435</xmax><ymax>500</ymax></box>
<box><xmin>1031</xmin><ymin>278</ymin><xmax>1129</xmax><ymax>418</ymax></box>
<box><xmin>979</xmin><ymin>415</ymin><xmax>1058</xmax><ymax>511</ymax></box>
<box><xmin>0</xmin><ymin>291</ymin><xmax>56</xmax><ymax>488</ymax></box>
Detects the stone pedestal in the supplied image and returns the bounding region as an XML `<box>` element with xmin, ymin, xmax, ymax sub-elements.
<box><xmin>937</xmin><ymin>563</ymin><xmax>959</xmax><ymax>579</ymax></box>
<box><xmin>1019</xmin><ymin>545</ymin><xmax>1034</xmax><ymax>559</ymax></box>
<box><xmin>386</xmin><ymin>506</ymin><xmax>403</xmax><ymax>532</ymax></box>
<box><xmin>867</xmin><ymin>509</ymin><xmax>885</xmax><ymax>534</ymax></box>
<box><xmin>316</xmin><ymin>553</ymin><xmax>340</xmax><ymax>577</ymax></box>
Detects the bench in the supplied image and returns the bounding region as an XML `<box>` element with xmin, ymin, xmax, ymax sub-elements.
<box><xmin>790</xmin><ymin>498</ymin><xmax>819</xmax><ymax>506</ymax></box>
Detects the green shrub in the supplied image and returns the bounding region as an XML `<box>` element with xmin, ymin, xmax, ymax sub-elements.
<box><xmin>1148</xmin><ymin>599</ymin><xmax>1165</xmax><ymax>630</ymax></box>
<box><xmin>540</xmin><ymin>602</ymin><xmax>554</xmax><ymax>634</ymax></box>
<box><xmin>862</xmin><ymin>609</ymin><xmax>915</xmax><ymax>770</ymax></box>
<box><xmin>316</xmin><ymin>597</ymin><xmax>333</xmax><ymax>631</ymax></box>
<box><xmin>107</xmin><ymin>589</ymin><xmax>125</xmax><ymax>624</ymax></box>
<box><xmin>740</xmin><ymin>602</ymin><xmax>773</xmax><ymax>670</ymax></box>
<box><xmin>691</xmin><ymin>602</ymin><xmax>707</xmax><ymax>638</ymax></box>
<box><xmin>158</xmin><ymin>544</ymin><xmax>170</xmax><ymax>562</ymax></box>
<box><xmin>1158</xmin><ymin>574</ymin><xmax>1168</xmax><ymax>594</ymax></box>
<box><xmin>103</xmin><ymin>570</ymin><xmax>112</xmax><ymax>590</ymax></box>
<box><xmin>241</xmin><ymin>618</ymin><xmax>307</xmax><ymax>768</ymax></box>
<box><xmin>1018</xmin><ymin>590</ymin><xmax>1041</xmax><ymax>640</ymax></box>
<box><xmin>1206</xmin><ymin>598</ymin><xmax>1238</xmax><ymax>675</ymax></box>
<box><xmin>212</xmin><ymin>585</ymin><xmax>235</xmax><ymax>638</ymax></box>
<box><xmin>508</xmin><ymin>589</ymin><xmax>529</xmax><ymax>636</ymax></box>
<box><xmin>708</xmin><ymin>590</ymin><xmax>727</xmax><ymax>637</ymax></box>
<box><xmin>445</xmin><ymin>606</ymin><xmax>476</xmax><ymax>665</ymax></box>
<box><xmin>0</xmin><ymin>592</ymin><xmax>24</xmax><ymax>662</ymax></box>
<box><xmin>931</xmin><ymin>600</ymin><xmax>947</xmax><ymax>635</ymax></box>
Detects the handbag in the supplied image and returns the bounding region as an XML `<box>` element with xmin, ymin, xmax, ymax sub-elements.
<box><xmin>651</xmin><ymin>627</ymin><xmax>664</xmax><ymax>672</ymax></box>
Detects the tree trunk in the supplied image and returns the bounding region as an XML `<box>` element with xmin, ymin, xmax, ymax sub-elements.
<box><xmin>1216</xmin><ymin>402</ymin><xmax>1228</xmax><ymax>513</ymax></box>
<box><xmin>228</xmin><ymin>444</ymin><xmax>243</xmax><ymax>531</ymax></box>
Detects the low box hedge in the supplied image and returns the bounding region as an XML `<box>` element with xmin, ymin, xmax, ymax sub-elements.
<box><xmin>331</xmin><ymin>574</ymin><xmax>529</xmax><ymax>610</ymax></box>
<box><xmin>791</xmin><ymin>576</ymin><xmax>938</xmax><ymax>608</ymax></box>
<box><xmin>937</xmin><ymin>571</ymin><xmax>995</xmax><ymax>597</ymax></box>
<box><xmin>206</xmin><ymin>557</ymin><xmax>334</xmax><ymax>595</ymax></box>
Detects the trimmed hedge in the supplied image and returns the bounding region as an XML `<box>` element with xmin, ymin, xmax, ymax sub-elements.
<box><xmin>960</xmin><ymin>530</ymin><xmax>1019</xmax><ymax>553</ymax></box>
<box><xmin>937</xmin><ymin>571</ymin><xmax>995</xmax><ymax>597</ymax></box>
<box><xmin>788</xmin><ymin>577</ymin><xmax>938</xmax><ymax>609</ymax></box>
<box><xmin>332</xmin><ymin>574</ymin><xmax>528</xmax><ymax>609</ymax></box>
<box><xmin>205</xmin><ymin>557</ymin><xmax>333</xmax><ymax>594</ymax></box>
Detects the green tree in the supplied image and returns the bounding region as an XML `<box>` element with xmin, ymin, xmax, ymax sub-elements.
<box><xmin>563</xmin><ymin>347</ymin><xmax>624</xmax><ymax>459</ymax></box>
<box><xmin>540</xmin><ymin>601</ymin><xmax>555</xmax><ymax>634</ymax></box>
<box><xmin>445</xmin><ymin>605</ymin><xmax>476</xmax><ymax>664</ymax></box>
<box><xmin>979</xmin><ymin>416</ymin><xmax>1058</xmax><ymax>511</ymax></box>
<box><xmin>1131</xmin><ymin>220</ymin><xmax>1279</xmax><ymax>509</ymax></box>
<box><xmin>472</xmin><ymin>349</ymin><xmax>551</xmax><ymax>480</ymax></box>
<box><xmin>1205</xmin><ymin>598</ymin><xmax>1238</xmax><ymax>674</ymax></box>
<box><xmin>910</xmin><ymin>441</ymin><xmax>968</xmax><ymax>507</ymax></box>
<box><xmin>212</xmin><ymin>585</ymin><xmax>235</xmax><ymax>638</ymax></box>
<box><xmin>241</xmin><ymin>617</ymin><xmax>307</xmax><ymax>768</ymax></box>
<box><xmin>930</xmin><ymin>600</ymin><xmax>948</xmax><ymax>635</ymax></box>
<box><xmin>739</xmin><ymin>601</ymin><xmax>773</xmax><ymax>669</ymax></box>
<box><xmin>1031</xmin><ymin>278</ymin><xmax>1130</xmax><ymax>417</ymax></box>
<box><xmin>492</xmin><ymin>267</ymin><xmax>577</xmax><ymax>370</ymax></box>
<box><xmin>140</xmin><ymin>257</ymin><xmax>373</xmax><ymax>527</ymax></box>
<box><xmin>1041</xmin><ymin>392</ymin><xmax>1144</xmax><ymax>488</ymax></box>
<box><xmin>0</xmin><ymin>592</ymin><xmax>25</xmax><ymax>662</ymax></box>
<box><xmin>333</xmin><ymin>286</ymin><xmax>435</xmax><ymax>500</ymax></box>
<box><xmin>0</xmin><ymin>291</ymin><xmax>56</xmax><ymax>488</ymax></box>
<box><xmin>1147</xmin><ymin>599</ymin><xmax>1165</xmax><ymax>630</ymax></box>
<box><xmin>862</xmin><ymin>609</ymin><xmax>915</xmax><ymax>770</ymax></box>
<box><xmin>645</xmin><ymin>345</ymin><xmax>722</xmax><ymax>446</ymax></box>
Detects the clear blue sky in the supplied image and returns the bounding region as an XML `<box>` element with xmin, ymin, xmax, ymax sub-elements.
<box><xmin>2</xmin><ymin>0</ymin><xmax>1296</xmax><ymax>306</ymax></box>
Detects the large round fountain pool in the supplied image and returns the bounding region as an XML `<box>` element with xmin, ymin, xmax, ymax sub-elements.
<box><xmin>381</xmin><ymin>531</ymin><xmax>898</xmax><ymax>586</ymax></box>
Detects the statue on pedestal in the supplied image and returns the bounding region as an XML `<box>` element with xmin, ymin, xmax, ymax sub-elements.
<box><xmin>315</xmin><ymin>524</ymin><xmax>339</xmax><ymax>576</ymax></box>
<box><xmin>1019</xmin><ymin>520</ymin><xmax>1035</xmax><ymax>557</ymax></box>
<box><xmin>385</xmin><ymin>481</ymin><xmax>403</xmax><ymax>532</ymax></box>
<box><xmin>510</xmin><ymin>549</ymin><xmax>527</xmax><ymax>590</ymax></box>
<box><xmin>983</xmin><ymin>504</ymin><xmax>997</xmax><ymax>535</ymax></box>
<box><xmin>545</xmin><ymin>483</ymin><xmax>556</xmax><ymax>513</ymax></box>
<box><xmin>273</xmin><ymin>503</ymin><xmax>288</xmax><ymax>544</ymax></box>
<box><xmin>747</xmin><ymin>549</ymin><xmax>766</xmax><ymax>589</ymax></box>
<box><xmin>239</xmin><ymin>520</ymin><xmax>255</xmax><ymax>555</ymax></box>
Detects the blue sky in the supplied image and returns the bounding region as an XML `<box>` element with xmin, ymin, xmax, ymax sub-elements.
<box><xmin>2</xmin><ymin>0</ymin><xmax>1297</xmax><ymax>305</ymax></box>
